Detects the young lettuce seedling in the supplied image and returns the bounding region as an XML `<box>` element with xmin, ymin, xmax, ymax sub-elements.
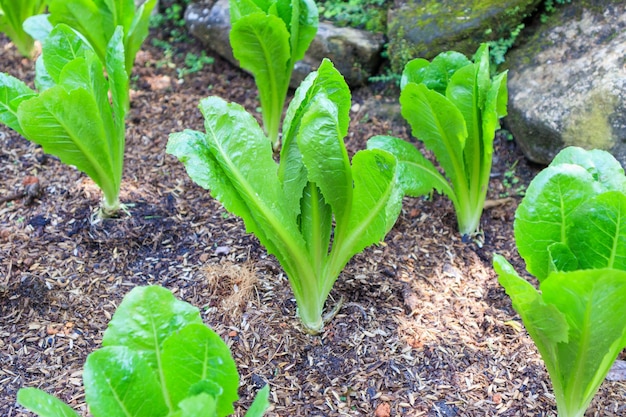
<box><xmin>368</xmin><ymin>43</ymin><xmax>508</xmax><ymax>237</ymax></box>
<box><xmin>0</xmin><ymin>0</ymin><xmax>46</xmax><ymax>57</ymax></box>
<box><xmin>229</xmin><ymin>0</ymin><xmax>318</xmax><ymax>151</ymax></box>
<box><xmin>0</xmin><ymin>24</ymin><xmax>128</xmax><ymax>217</ymax></box>
<box><xmin>167</xmin><ymin>59</ymin><xmax>403</xmax><ymax>334</ymax></box>
<box><xmin>17</xmin><ymin>285</ymin><xmax>270</xmax><ymax>417</ymax></box>
<box><xmin>494</xmin><ymin>147</ymin><xmax>626</xmax><ymax>417</ymax></box>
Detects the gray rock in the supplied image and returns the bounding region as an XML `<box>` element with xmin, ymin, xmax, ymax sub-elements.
<box><xmin>184</xmin><ymin>0</ymin><xmax>385</xmax><ymax>87</ymax></box>
<box><xmin>505</xmin><ymin>1</ymin><xmax>626</xmax><ymax>166</ymax></box>
<box><xmin>386</xmin><ymin>0</ymin><xmax>541</xmax><ymax>72</ymax></box>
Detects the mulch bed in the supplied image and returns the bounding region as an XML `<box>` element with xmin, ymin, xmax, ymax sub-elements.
<box><xmin>1</xmin><ymin>25</ymin><xmax>625</xmax><ymax>417</ymax></box>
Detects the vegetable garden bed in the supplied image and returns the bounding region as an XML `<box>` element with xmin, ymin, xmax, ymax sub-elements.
<box><xmin>1</xmin><ymin>26</ymin><xmax>625</xmax><ymax>417</ymax></box>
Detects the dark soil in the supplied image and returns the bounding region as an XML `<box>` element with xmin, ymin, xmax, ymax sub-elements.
<box><xmin>1</xmin><ymin>23</ymin><xmax>625</xmax><ymax>417</ymax></box>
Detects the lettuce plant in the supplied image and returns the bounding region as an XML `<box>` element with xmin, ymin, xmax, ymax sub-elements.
<box><xmin>0</xmin><ymin>24</ymin><xmax>127</xmax><ymax>217</ymax></box>
<box><xmin>368</xmin><ymin>44</ymin><xmax>508</xmax><ymax>237</ymax></box>
<box><xmin>40</xmin><ymin>0</ymin><xmax>156</xmax><ymax>74</ymax></box>
<box><xmin>0</xmin><ymin>0</ymin><xmax>47</xmax><ymax>57</ymax></box>
<box><xmin>493</xmin><ymin>146</ymin><xmax>626</xmax><ymax>417</ymax></box>
<box><xmin>167</xmin><ymin>59</ymin><xmax>402</xmax><ymax>334</ymax></box>
<box><xmin>229</xmin><ymin>0</ymin><xmax>318</xmax><ymax>150</ymax></box>
<box><xmin>17</xmin><ymin>285</ymin><xmax>270</xmax><ymax>417</ymax></box>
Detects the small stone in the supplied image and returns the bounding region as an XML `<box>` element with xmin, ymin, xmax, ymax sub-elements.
<box><xmin>375</xmin><ymin>402</ymin><xmax>391</xmax><ymax>417</ymax></box>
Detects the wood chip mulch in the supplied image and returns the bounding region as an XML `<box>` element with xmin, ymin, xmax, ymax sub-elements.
<box><xmin>1</xmin><ymin>29</ymin><xmax>625</xmax><ymax>417</ymax></box>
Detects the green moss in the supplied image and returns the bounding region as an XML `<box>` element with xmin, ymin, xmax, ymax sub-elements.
<box><xmin>387</xmin><ymin>0</ymin><xmax>541</xmax><ymax>72</ymax></box>
<box><xmin>562</xmin><ymin>90</ymin><xmax>617</xmax><ymax>151</ymax></box>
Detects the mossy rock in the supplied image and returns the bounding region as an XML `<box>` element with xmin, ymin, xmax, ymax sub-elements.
<box><xmin>387</xmin><ymin>0</ymin><xmax>541</xmax><ymax>72</ymax></box>
<box><xmin>504</xmin><ymin>0</ymin><xmax>626</xmax><ymax>166</ymax></box>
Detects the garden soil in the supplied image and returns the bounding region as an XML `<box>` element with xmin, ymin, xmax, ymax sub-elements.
<box><xmin>1</xmin><ymin>28</ymin><xmax>625</xmax><ymax>417</ymax></box>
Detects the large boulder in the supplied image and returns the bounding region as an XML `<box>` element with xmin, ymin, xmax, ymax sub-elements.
<box><xmin>184</xmin><ymin>0</ymin><xmax>385</xmax><ymax>87</ymax></box>
<box><xmin>505</xmin><ymin>0</ymin><xmax>626</xmax><ymax>166</ymax></box>
<box><xmin>386</xmin><ymin>0</ymin><xmax>542</xmax><ymax>72</ymax></box>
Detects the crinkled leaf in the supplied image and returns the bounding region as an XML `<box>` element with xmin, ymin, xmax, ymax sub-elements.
<box><xmin>297</xmin><ymin>94</ymin><xmax>352</xmax><ymax>224</ymax></box>
<box><xmin>47</xmin><ymin>0</ymin><xmax>109</xmax><ymax>63</ymax></box>
<box><xmin>41</xmin><ymin>24</ymin><xmax>91</xmax><ymax>85</ymax></box>
<box><xmin>102</xmin><ymin>286</ymin><xmax>203</xmax><ymax>371</ymax></box>
<box><xmin>340</xmin><ymin>149</ymin><xmax>399</xmax><ymax>259</ymax></box>
<box><xmin>168</xmin><ymin>97</ymin><xmax>306</xmax><ymax>265</ymax></box>
<box><xmin>446</xmin><ymin>64</ymin><xmax>479</xmax><ymax>186</ymax></box>
<box><xmin>568</xmin><ymin>192</ymin><xmax>626</xmax><ymax>271</ymax></box>
<box><xmin>162</xmin><ymin>323</ymin><xmax>239</xmax><ymax>417</ymax></box>
<box><xmin>404</xmin><ymin>51</ymin><xmax>470</xmax><ymax>95</ymax></box>
<box><xmin>229</xmin><ymin>0</ymin><xmax>265</xmax><ymax>23</ymax></box>
<box><xmin>289</xmin><ymin>0</ymin><xmax>318</xmax><ymax>62</ymax></box>
<box><xmin>230</xmin><ymin>13</ymin><xmax>290</xmax><ymax>132</ymax></box>
<box><xmin>17</xmin><ymin>82</ymin><xmax>121</xmax><ymax>206</ymax></box>
<box><xmin>299</xmin><ymin>182</ymin><xmax>332</xmax><ymax>268</ymax></box>
<box><xmin>541</xmin><ymin>268</ymin><xmax>626</xmax><ymax>412</ymax></box>
<box><xmin>366</xmin><ymin>135</ymin><xmax>453</xmax><ymax>199</ymax></box>
<box><xmin>17</xmin><ymin>388</ymin><xmax>80</xmax><ymax>417</ymax></box>
<box><xmin>245</xmin><ymin>385</ymin><xmax>270</xmax><ymax>417</ymax></box>
<box><xmin>124</xmin><ymin>0</ymin><xmax>157</xmax><ymax>72</ymax></box>
<box><xmin>551</xmin><ymin>146</ymin><xmax>626</xmax><ymax>193</ymax></box>
<box><xmin>279</xmin><ymin>59</ymin><xmax>350</xmax><ymax>219</ymax></box>
<box><xmin>400</xmin><ymin>82</ymin><xmax>467</xmax><ymax>191</ymax></box>
<box><xmin>515</xmin><ymin>163</ymin><xmax>600</xmax><ymax>281</ymax></box>
<box><xmin>84</xmin><ymin>346</ymin><xmax>169</xmax><ymax>417</ymax></box>
<box><xmin>0</xmin><ymin>73</ymin><xmax>36</xmax><ymax>135</ymax></box>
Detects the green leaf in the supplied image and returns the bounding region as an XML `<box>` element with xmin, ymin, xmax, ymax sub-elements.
<box><xmin>161</xmin><ymin>324</ymin><xmax>239</xmax><ymax>417</ymax></box>
<box><xmin>400</xmin><ymin>58</ymin><xmax>428</xmax><ymax>90</ymax></box>
<box><xmin>167</xmin><ymin>96</ymin><xmax>306</xmax><ymax>266</ymax></box>
<box><xmin>124</xmin><ymin>0</ymin><xmax>157</xmax><ymax>73</ymax></box>
<box><xmin>229</xmin><ymin>0</ymin><xmax>265</xmax><ymax>23</ymax></box>
<box><xmin>105</xmin><ymin>25</ymin><xmax>129</xmax><ymax>186</ymax></box>
<box><xmin>47</xmin><ymin>0</ymin><xmax>109</xmax><ymax>64</ymax></box>
<box><xmin>244</xmin><ymin>385</ymin><xmax>270</xmax><ymax>417</ymax></box>
<box><xmin>446</xmin><ymin>64</ymin><xmax>479</xmax><ymax>196</ymax></box>
<box><xmin>541</xmin><ymin>268</ymin><xmax>626</xmax><ymax>415</ymax></box>
<box><xmin>568</xmin><ymin>192</ymin><xmax>626</xmax><ymax>270</ymax></box>
<box><xmin>407</xmin><ymin>51</ymin><xmax>470</xmax><ymax>95</ymax></box>
<box><xmin>336</xmin><ymin>149</ymin><xmax>399</xmax><ymax>265</ymax></box>
<box><xmin>299</xmin><ymin>182</ymin><xmax>332</xmax><ymax>269</ymax></box>
<box><xmin>289</xmin><ymin>0</ymin><xmax>318</xmax><ymax>63</ymax></box>
<box><xmin>514</xmin><ymin>163</ymin><xmax>600</xmax><ymax>281</ymax></box>
<box><xmin>297</xmin><ymin>94</ymin><xmax>352</xmax><ymax>224</ymax></box>
<box><xmin>102</xmin><ymin>286</ymin><xmax>203</xmax><ymax>372</ymax></box>
<box><xmin>279</xmin><ymin>59</ymin><xmax>350</xmax><ymax>219</ymax></box>
<box><xmin>84</xmin><ymin>346</ymin><xmax>169</xmax><ymax>417</ymax></box>
<box><xmin>551</xmin><ymin>146</ymin><xmax>626</xmax><ymax>193</ymax></box>
<box><xmin>34</xmin><ymin>54</ymin><xmax>56</xmax><ymax>92</ymax></box>
<box><xmin>17</xmin><ymin>388</ymin><xmax>80</xmax><ymax>417</ymax></box>
<box><xmin>366</xmin><ymin>135</ymin><xmax>452</xmax><ymax>199</ymax></box>
<box><xmin>493</xmin><ymin>255</ymin><xmax>569</xmax><ymax>380</ymax></box>
<box><xmin>0</xmin><ymin>73</ymin><xmax>36</xmax><ymax>135</ymax></box>
<box><xmin>17</xmin><ymin>83</ymin><xmax>121</xmax><ymax>206</ymax></box>
<box><xmin>547</xmin><ymin>242</ymin><xmax>578</xmax><ymax>273</ymax></box>
<box><xmin>230</xmin><ymin>13</ymin><xmax>291</xmax><ymax>142</ymax></box>
<box><xmin>41</xmin><ymin>24</ymin><xmax>92</xmax><ymax>84</ymax></box>
<box><xmin>400</xmin><ymin>82</ymin><xmax>467</xmax><ymax>193</ymax></box>
<box><xmin>176</xmin><ymin>393</ymin><xmax>218</xmax><ymax>417</ymax></box>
